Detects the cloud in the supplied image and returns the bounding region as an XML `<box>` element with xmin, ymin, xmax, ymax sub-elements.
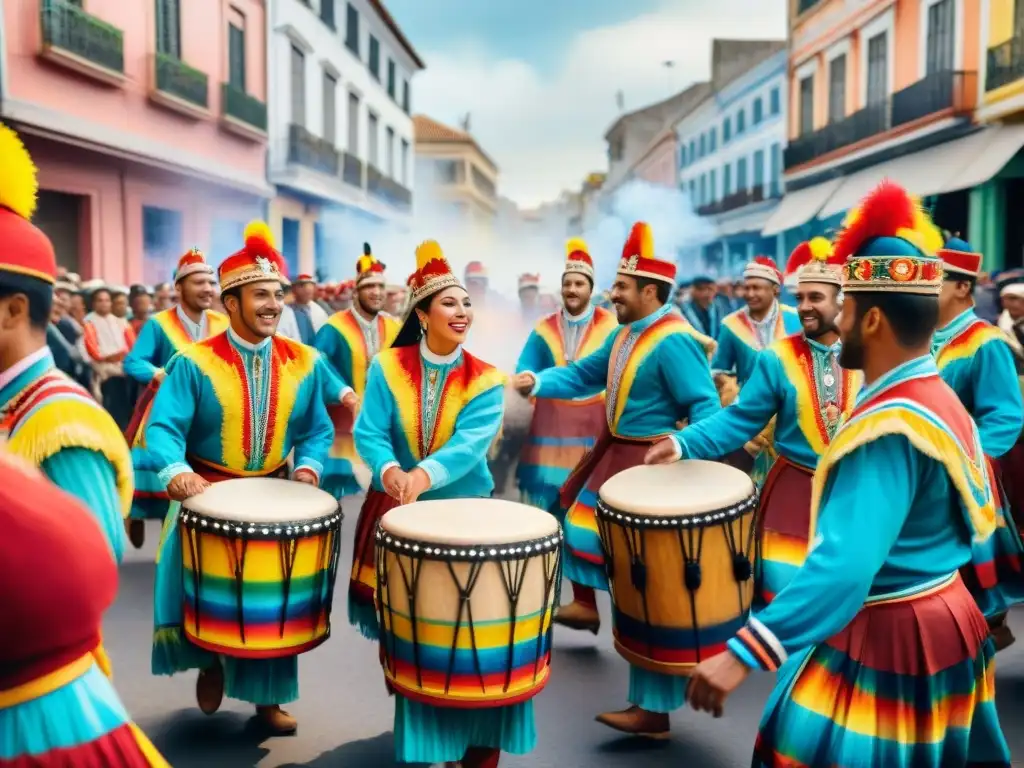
<box><xmin>411</xmin><ymin>0</ymin><xmax>787</xmax><ymax>207</ymax></box>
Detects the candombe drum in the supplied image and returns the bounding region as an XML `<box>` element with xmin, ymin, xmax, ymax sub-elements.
<box><xmin>596</xmin><ymin>460</ymin><xmax>757</xmax><ymax>675</ymax></box>
<box><xmin>376</xmin><ymin>499</ymin><xmax>562</xmax><ymax>707</ymax></box>
<box><xmin>178</xmin><ymin>477</ymin><xmax>343</xmax><ymax>657</ymax></box>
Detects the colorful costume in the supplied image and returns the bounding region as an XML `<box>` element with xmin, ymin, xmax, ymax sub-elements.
<box><xmin>352</xmin><ymin>241</ymin><xmax>517</xmax><ymax>765</ymax></box>
<box><xmin>147</xmin><ymin>222</ymin><xmax>334</xmax><ymax>712</ymax></box>
<box><xmin>934</xmin><ymin>238</ymin><xmax>1024</xmax><ymax>622</ymax></box>
<box><xmin>124</xmin><ymin>249</ymin><xmax>228</xmax><ymax>522</ymax></box>
<box><xmin>0</xmin><ymin>126</ymin><xmax>132</xmax><ymax>563</ymax></box>
<box><xmin>728</xmin><ymin>183</ymin><xmax>1010</xmax><ymax>768</ymax></box>
<box><xmin>0</xmin><ymin>450</ymin><xmax>169</xmax><ymax>768</ymax></box>
<box><xmin>514</xmin><ymin>240</ymin><xmax>618</xmax><ymax>512</ymax></box>
<box><xmin>529</xmin><ymin>223</ymin><xmax>721</xmax><ymax>713</ymax></box>
<box><xmin>671</xmin><ymin>239</ymin><xmax>861</xmax><ymax>605</ymax></box>
<box><xmin>315</xmin><ymin>244</ymin><xmax>400</xmax><ymax>499</ymax></box>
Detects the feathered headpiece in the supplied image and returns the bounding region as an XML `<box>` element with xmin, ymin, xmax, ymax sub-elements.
<box><xmin>937</xmin><ymin>232</ymin><xmax>981</xmax><ymax>279</ymax></box>
<box><xmin>174</xmin><ymin>247</ymin><xmax>214</xmax><ymax>283</ymax></box>
<box><xmin>564</xmin><ymin>237</ymin><xmax>595</xmax><ymax>280</ymax></box>
<box><xmin>785</xmin><ymin>237</ymin><xmax>844</xmax><ymax>286</ymax></box>
<box><xmin>832</xmin><ymin>180</ymin><xmax>943</xmax><ymax>295</ymax></box>
<box><xmin>218</xmin><ymin>220</ymin><xmax>288</xmax><ymax>292</ymax></box>
<box><xmin>0</xmin><ymin>125</ymin><xmax>57</xmax><ymax>285</ymax></box>
<box><xmin>743</xmin><ymin>255</ymin><xmax>782</xmax><ymax>286</ymax></box>
<box><xmin>408</xmin><ymin>241</ymin><xmax>463</xmax><ymax>305</ymax></box>
<box><xmin>618</xmin><ymin>222</ymin><xmax>676</xmax><ymax>285</ymax></box>
<box><xmin>355</xmin><ymin>241</ymin><xmax>386</xmax><ymax>286</ymax></box>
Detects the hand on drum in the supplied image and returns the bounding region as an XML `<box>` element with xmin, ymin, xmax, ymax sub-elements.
<box><xmin>644</xmin><ymin>438</ymin><xmax>680</xmax><ymax>465</ymax></box>
<box><xmin>382</xmin><ymin>466</ymin><xmax>409</xmax><ymax>500</ymax></box>
<box><xmin>293</xmin><ymin>468</ymin><xmax>319</xmax><ymax>486</ymax></box>
<box><xmin>511</xmin><ymin>372</ymin><xmax>536</xmax><ymax>396</ymax></box>
<box><xmin>166</xmin><ymin>472</ymin><xmax>211</xmax><ymax>501</ymax></box>
<box><xmin>342</xmin><ymin>390</ymin><xmax>360</xmax><ymax>414</ymax></box>
<box><xmin>401</xmin><ymin>468</ymin><xmax>431</xmax><ymax>504</ymax></box>
<box><xmin>686</xmin><ymin>651</ymin><xmax>750</xmax><ymax>718</ymax></box>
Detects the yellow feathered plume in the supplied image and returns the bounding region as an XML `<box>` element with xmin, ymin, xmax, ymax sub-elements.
<box><xmin>840</xmin><ymin>191</ymin><xmax>943</xmax><ymax>256</ymax></box>
<box><xmin>243</xmin><ymin>220</ymin><xmax>276</xmax><ymax>249</ymax></box>
<box><xmin>356</xmin><ymin>255</ymin><xmax>376</xmax><ymax>273</ymax></box>
<box><xmin>807</xmin><ymin>237</ymin><xmax>832</xmax><ymax>262</ymax></box>
<box><xmin>566</xmin><ymin>237</ymin><xmax>589</xmax><ymax>257</ymax></box>
<box><xmin>415</xmin><ymin>240</ymin><xmax>445</xmax><ymax>270</ymax></box>
<box><xmin>0</xmin><ymin>124</ymin><xmax>40</xmax><ymax>220</ymax></box>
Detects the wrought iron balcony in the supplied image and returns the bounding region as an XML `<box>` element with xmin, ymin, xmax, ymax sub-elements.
<box><xmin>367</xmin><ymin>164</ymin><xmax>384</xmax><ymax>196</ymax></box>
<box><xmin>154</xmin><ymin>53</ymin><xmax>209</xmax><ymax>111</ymax></box>
<box><xmin>987</xmin><ymin>37</ymin><xmax>1024</xmax><ymax>92</ymax></box>
<box><xmin>288</xmin><ymin>124</ymin><xmax>339</xmax><ymax>175</ymax></box>
<box><xmin>342</xmin><ymin>152</ymin><xmax>363</xmax><ymax>187</ymax></box>
<box><xmin>696</xmin><ymin>187</ymin><xmax>767</xmax><ymax>216</ymax></box>
<box><xmin>891</xmin><ymin>70</ymin><xmax>975</xmax><ymax>128</ymax></box>
<box><xmin>221</xmin><ymin>83</ymin><xmax>267</xmax><ymax>137</ymax></box>
<box><xmin>40</xmin><ymin>0</ymin><xmax>124</xmax><ymax>83</ymax></box>
<box><xmin>784</xmin><ymin>102</ymin><xmax>890</xmax><ymax>169</ymax></box>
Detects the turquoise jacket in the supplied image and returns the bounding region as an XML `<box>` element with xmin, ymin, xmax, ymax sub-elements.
<box><xmin>711</xmin><ymin>303</ymin><xmax>802</xmax><ymax>384</ymax></box>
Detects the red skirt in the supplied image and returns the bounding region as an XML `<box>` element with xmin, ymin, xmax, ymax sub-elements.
<box><xmin>124</xmin><ymin>379</ymin><xmax>160</xmax><ymax>447</ymax></box>
<box><xmin>756</xmin><ymin>456</ymin><xmax>814</xmax><ymax>605</ymax></box>
<box><xmin>349</xmin><ymin>489</ymin><xmax>401</xmax><ymax>609</ymax></box>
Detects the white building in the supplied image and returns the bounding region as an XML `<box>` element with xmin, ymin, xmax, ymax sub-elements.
<box><xmin>676</xmin><ymin>41</ymin><xmax>788</xmax><ymax>276</ymax></box>
<box><xmin>267</xmin><ymin>0</ymin><xmax>424</xmax><ymax>278</ymax></box>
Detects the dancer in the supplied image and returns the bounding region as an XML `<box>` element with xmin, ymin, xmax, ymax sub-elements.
<box><xmin>687</xmin><ymin>182</ymin><xmax>1010</xmax><ymax>768</ymax></box>
<box><xmin>512</xmin><ymin>221</ymin><xmax>720</xmax><ymax>738</ymax></box>
<box><xmin>515</xmin><ymin>239</ymin><xmax>617</xmax><ymax>512</ymax></box>
<box><xmin>315</xmin><ymin>243</ymin><xmax>397</xmax><ymax>501</ymax></box>
<box><xmin>146</xmin><ymin>221</ymin><xmax>334</xmax><ymax>734</ymax></box>
<box><xmin>934</xmin><ymin>235</ymin><xmax>1024</xmax><ymax>649</ymax></box>
<box><xmin>646</xmin><ymin>237</ymin><xmax>861</xmax><ymax>605</ymax></box>
<box><xmin>352</xmin><ymin>240</ymin><xmax>512</xmax><ymax>768</ymax></box>
<box><xmin>0</xmin><ymin>124</ymin><xmax>131</xmax><ymax>562</ymax></box>
<box><xmin>123</xmin><ymin>248</ymin><xmax>226</xmax><ymax>547</ymax></box>
<box><xmin>0</xmin><ymin>449</ymin><xmax>169</xmax><ymax>767</ymax></box>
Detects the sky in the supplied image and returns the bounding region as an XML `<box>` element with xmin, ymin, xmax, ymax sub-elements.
<box><xmin>386</xmin><ymin>0</ymin><xmax>788</xmax><ymax>208</ymax></box>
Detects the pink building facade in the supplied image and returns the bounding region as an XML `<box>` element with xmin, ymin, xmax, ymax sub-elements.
<box><xmin>0</xmin><ymin>0</ymin><xmax>272</xmax><ymax>284</ymax></box>
<box><xmin>632</xmin><ymin>129</ymin><xmax>679</xmax><ymax>187</ymax></box>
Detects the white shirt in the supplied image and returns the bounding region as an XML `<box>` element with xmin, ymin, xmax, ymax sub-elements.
<box><xmin>276</xmin><ymin>304</ymin><xmax>302</xmax><ymax>341</ymax></box>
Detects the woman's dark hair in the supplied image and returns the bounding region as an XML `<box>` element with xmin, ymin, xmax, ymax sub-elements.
<box><xmin>634</xmin><ymin>276</ymin><xmax>671</xmax><ymax>305</ymax></box>
<box><xmin>392</xmin><ymin>294</ymin><xmax>434</xmax><ymax>348</ymax></box>
<box><xmin>853</xmin><ymin>291</ymin><xmax>939</xmax><ymax>348</ymax></box>
<box><xmin>0</xmin><ymin>275</ymin><xmax>53</xmax><ymax>330</ymax></box>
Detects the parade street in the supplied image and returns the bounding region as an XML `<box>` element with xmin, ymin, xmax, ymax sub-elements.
<box><xmin>107</xmin><ymin>514</ymin><xmax>1024</xmax><ymax>768</ymax></box>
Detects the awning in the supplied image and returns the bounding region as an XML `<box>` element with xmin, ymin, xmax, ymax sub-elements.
<box><xmin>943</xmin><ymin>123</ymin><xmax>1024</xmax><ymax>192</ymax></box>
<box><xmin>761</xmin><ymin>178</ymin><xmax>843</xmax><ymax>236</ymax></box>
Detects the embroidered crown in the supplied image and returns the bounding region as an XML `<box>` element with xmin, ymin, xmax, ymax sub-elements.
<box><xmin>617</xmin><ymin>222</ymin><xmax>676</xmax><ymax>285</ymax></box>
<box><xmin>409</xmin><ymin>241</ymin><xmax>463</xmax><ymax>305</ymax></box>
<box><xmin>218</xmin><ymin>220</ymin><xmax>288</xmax><ymax>292</ymax></box>
<box><xmin>564</xmin><ymin>238</ymin><xmax>595</xmax><ymax>280</ymax></box>
<box><xmin>174</xmin><ymin>247</ymin><xmax>214</xmax><ymax>283</ymax></box>
<box><xmin>785</xmin><ymin>238</ymin><xmax>844</xmax><ymax>286</ymax></box>
<box><xmin>743</xmin><ymin>255</ymin><xmax>782</xmax><ymax>286</ymax></box>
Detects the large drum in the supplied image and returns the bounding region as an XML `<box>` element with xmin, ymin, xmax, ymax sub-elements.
<box><xmin>376</xmin><ymin>499</ymin><xmax>561</xmax><ymax>708</ymax></box>
<box><xmin>179</xmin><ymin>478</ymin><xmax>343</xmax><ymax>658</ymax></box>
<box><xmin>596</xmin><ymin>461</ymin><xmax>757</xmax><ymax>676</ymax></box>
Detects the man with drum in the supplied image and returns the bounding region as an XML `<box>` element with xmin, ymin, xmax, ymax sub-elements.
<box><xmin>684</xmin><ymin>182</ymin><xmax>1011</xmax><ymax>768</ymax></box>
<box><xmin>514</xmin><ymin>238</ymin><xmax>618</xmax><ymax>513</ymax></box>
<box><xmin>145</xmin><ymin>221</ymin><xmax>335</xmax><ymax>735</ymax></box>
<box><xmin>512</xmin><ymin>221</ymin><xmax>721</xmax><ymax>739</ymax></box>
<box><xmin>647</xmin><ymin>238</ymin><xmax>860</xmax><ymax>606</ymax></box>
<box><xmin>123</xmin><ymin>248</ymin><xmax>227</xmax><ymax>548</ymax></box>
<box><xmin>314</xmin><ymin>242</ymin><xmax>396</xmax><ymax>504</ymax></box>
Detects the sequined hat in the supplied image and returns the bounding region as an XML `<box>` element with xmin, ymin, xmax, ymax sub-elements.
<box><xmin>409</xmin><ymin>241</ymin><xmax>463</xmax><ymax>305</ymax></box>
<box><xmin>218</xmin><ymin>221</ymin><xmax>288</xmax><ymax>292</ymax></box>
<box><xmin>564</xmin><ymin>238</ymin><xmax>595</xmax><ymax>280</ymax></box>
<box><xmin>784</xmin><ymin>237</ymin><xmax>844</xmax><ymax>286</ymax></box>
<box><xmin>0</xmin><ymin>125</ymin><xmax>57</xmax><ymax>285</ymax></box>
<box><xmin>617</xmin><ymin>222</ymin><xmax>677</xmax><ymax>285</ymax></box>
<box><xmin>174</xmin><ymin>247</ymin><xmax>214</xmax><ymax>283</ymax></box>
<box><xmin>743</xmin><ymin>256</ymin><xmax>783</xmax><ymax>286</ymax></box>
<box><xmin>938</xmin><ymin>234</ymin><xmax>981</xmax><ymax>279</ymax></box>
<box><xmin>356</xmin><ymin>242</ymin><xmax>386</xmax><ymax>287</ymax></box>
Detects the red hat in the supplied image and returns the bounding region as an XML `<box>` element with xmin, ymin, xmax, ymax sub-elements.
<box><xmin>518</xmin><ymin>273</ymin><xmax>540</xmax><ymax>291</ymax></box>
<box><xmin>743</xmin><ymin>255</ymin><xmax>783</xmax><ymax>286</ymax></box>
<box><xmin>356</xmin><ymin>242</ymin><xmax>386</xmax><ymax>287</ymax></box>
<box><xmin>337</xmin><ymin>280</ymin><xmax>354</xmax><ymax>299</ymax></box>
<box><xmin>937</xmin><ymin>234</ymin><xmax>981</xmax><ymax>278</ymax></box>
<box><xmin>618</xmin><ymin>222</ymin><xmax>676</xmax><ymax>285</ymax></box>
<box><xmin>218</xmin><ymin>221</ymin><xmax>288</xmax><ymax>292</ymax></box>
<box><xmin>0</xmin><ymin>126</ymin><xmax>57</xmax><ymax>285</ymax></box>
<box><xmin>564</xmin><ymin>238</ymin><xmax>594</xmax><ymax>280</ymax></box>
<box><xmin>174</xmin><ymin>247</ymin><xmax>214</xmax><ymax>283</ymax></box>
<box><xmin>465</xmin><ymin>261</ymin><xmax>488</xmax><ymax>280</ymax></box>
<box><xmin>294</xmin><ymin>273</ymin><xmax>316</xmax><ymax>285</ymax></box>
<box><xmin>410</xmin><ymin>241</ymin><xmax>462</xmax><ymax>304</ymax></box>
<box><xmin>784</xmin><ymin>238</ymin><xmax>844</xmax><ymax>286</ymax></box>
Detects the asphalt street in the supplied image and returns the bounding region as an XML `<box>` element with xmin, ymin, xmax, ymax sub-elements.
<box><xmin>106</xmin><ymin>510</ymin><xmax>1024</xmax><ymax>768</ymax></box>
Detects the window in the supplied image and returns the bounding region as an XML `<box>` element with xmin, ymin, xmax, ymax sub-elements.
<box><xmin>866</xmin><ymin>33</ymin><xmax>888</xmax><ymax>105</ymax></box>
<box><xmin>752</xmin><ymin>97</ymin><xmax>763</xmax><ymax>124</ymax></box>
<box><xmin>290</xmin><ymin>45</ymin><xmax>306</xmax><ymax>126</ymax></box>
<box><xmin>709</xmin><ymin>127</ymin><xmax>717</xmax><ymax>152</ymax></box>
<box><xmin>770</xmin><ymin>143</ymin><xmax>782</xmax><ymax>195</ymax></box>
<box><xmin>688</xmin><ymin>179</ymin><xmax>696</xmax><ymax>207</ymax></box>
<box><xmin>435</xmin><ymin>159</ymin><xmax>460</xmax><ymax>183</ymax></box>
<box><xmin>401</xmin><ymin>138</ymin><xmax>409</xmax><ymax>185</ymax></box>
<box><xmin>143</xmin><ymin>206</ymin><xmax>183</xmax><ymax>285</ymax></box>
<box><xmin>723</xmin><ymin>163</ymin><xmax>732</xmax><ymax>195</ymax></box>
<box><xmin>679</xmin><ymin>144</ymin><xmax>687</xmax><ymax>168</ymax></box>
<box><xmin>699</xmin><ymin>174</ymin><xmax>707</xmax><ymax>206</ymax></box>
<box><xmin>155</xmin><ymin>0</ymin><xmax>181</xmax><ymax>58</ymax></box>
<box><xmin>736</xmin><ymin>156</ymin><xmax>748</xmax><ymax>191</ymax></box>
<box><xmin>723</xmin><ymin>116</ymin><xmax>732</xmax><ymax>142</ymax></box>
<box><xmin>799</xmin><ymin>75</ymin><xmax>814</xmax><ymax>135</ymax></box>
<box><xmin>829</xmin><ymin>54</ymin><xmax>847</xmax><ymax>123</ymax></box>
<box><xmin>753</xmin><ymin>149</ymin><xmax>765</xmax><ymax>189</ymax></box>
<box><xmin>709</xmin><ymin>168</ymin><xmax>717</xmax><ymax>202</ymax></box>
<box><xmin>227</xmin><ymin>16</ymin><xmax>245</xmax><ymax>90</ymax></box>
<box><xmin>347</xmin><ymin>91</ymin><xmax>359</xmax><ymax>153</ymax></box>
<box><xmin>322</xmin><ymin>70</ymin><xmax>337</xmax><ymax>144</ymax></box>
<box><xmin>367</xmin><ymin>111</ymin><xmax>379</xmax><ymax>167</ymax></box>
<box><xmin>735</xmin><ymin>109</ymin><xmax>746</xmax><ymax>134</ymax></box>
<box><xmin>368</xmin><ymin>36</ymin><xmax>380</xmax><ymax>79</ymax></box>
<box><xmin>320</xmin><ymin>0</ymin><xmax>335</xmax><ymax>29</ymax></box>
<box><xmin>770</xmin><ymin>87</ymin><xmax>781</xmax><ymax>115</ymax></box>
<box><xmin>699</xmin><ymin>134</ymin><xmax>706</xmax><ymax>157</ymax></box>
<box><xmin>345</xmin><ymin>3</ymin><xmax>359</xmax><ymax>56</ymax></box>
<box><xmin>402</xmin><ymin>80</ymin><xmax>410</xmax><ymax>113</ymax></box>
<box><xmin>387</xmin><ymin>60</ymin><xmax>396</xmax><ymax>99</ymax></box>
<box><xmin>386</xmin><ymin>127</ymin><xmax>395</xmax><ymax>177</ymax></box>
<box><xmin>926</xmin><ymin>0</ymin><xmax>955</xmax><ymax>75</ymax></box>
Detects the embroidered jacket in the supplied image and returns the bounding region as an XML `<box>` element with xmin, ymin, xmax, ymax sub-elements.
<box><xmin>124</xmin><ymin>307</ymin><xmax>229</xmax><ymax>384</ymax></box>
<box><xmin>727</xmin><ymin>357</ymin><xmax>995</xmax><ymax>671</ymax></box>
<box><xmin>712</xmin><ymin>302</ymin><xmax>801</xmax><ymax>384</ymax></box>
<box><xmin>315</xmin><ymin>308</ymin><xmax>401</xmax><ymax>397</ymax></box>
<box><xmin>145</xmin><ymin>329</ymin><xmax>334</xmax><ymax>484</ymax></box>
<box><xmin>532</xmin><ymin>304</ymin><xmax>720</xmax><ymax>439</ymax></box>
<box><xmin>0</xmin><ymin>349</ymin><xmax>132</xmax><ymax>562</ymax></box>
<box><xmin>354</xmin><ymin>340</ymin><xmax>506</xmax><ymax>499</ymax></box>
<box><xmin>932</xmin><ymin>307</ymin><xmax>1023</xmax><ymax>458</ymax></box>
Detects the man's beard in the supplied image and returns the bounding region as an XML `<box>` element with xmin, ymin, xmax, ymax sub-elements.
<box><xmin>803</xmin><ymin>311</ymin><xmax>838</xmax><ymax>341</ymax></box>
<box><xmin>358</xmin><ymin>297</ymin><xmax>380</xmax><ymax>317</ymax></box>
<box><xmin>838</xmin><ymin>325</ymin><xmax>864</xmax><ymax>369</ymax></box>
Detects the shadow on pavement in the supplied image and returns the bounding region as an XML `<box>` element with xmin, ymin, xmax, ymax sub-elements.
<box><xmin>276</xmin><ymin>731</ymin><xmax>429</xmax><ymax>768</ymax></box>
<box><xmin>144</xmin><ymin>709</ymin><xmax>274</xmax><ymax>768</ymax></box>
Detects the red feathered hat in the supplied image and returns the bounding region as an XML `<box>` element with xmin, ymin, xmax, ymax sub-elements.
<box><xmin>564</xmin><ymin>237</ymin><xmax>594</xmax><ymax>280</ymax></box>
<box><xmin>218</xmin><ymin>221</ymin><xmax>288</xmax><ymax>292</ymax></box>
<box><xmin>784</xmin><ymin>238</ymin><xmax>844</xmax><ymax>286</ymax></box>
<box><xmin>174</xmin><ymin>247</ymin><xmax>214</xmax><ymax>284</ymax></box>
<box><xmin>618</xmin><ymin>222</ymin><xmax>677</xmax><ymax>285</ymax></box>
<box><xmin>355</xmin><ymin>242</ymin><xmax>386</xmax><ymax>287</ymax></box>
<box><xmin>743</xmin><ymin>255</ymin><xmax>783</xmax><ymax>286</ymax></box>
<box><xmin>410</xmin><ymin>241</ymin><xmax>462</xmax><ymax>304</ymax></box>
<box><xmin>0</xmin><ymin>126</ymin><xmax>57</xmax><ymax>286</ymax></box>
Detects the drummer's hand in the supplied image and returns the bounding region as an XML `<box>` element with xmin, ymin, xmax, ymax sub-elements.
<box><xmin>686</xmin><ymin>651</ymin><xmax>750</xmax><ymax>718</ymax></box>
<box><xmin>166</xmin><ymin>472</ymin><xmax>211</xmax><ymax>501</ymax></box>
<box><xmin>341</xmin><ymin>390</ymin><xmax>360</xmax><ymax>414</ymax></box>
<box><xmin>511</xmin><ymin>372</ymin><xmax>536</xmax><ymax>396</ymax></box>
<box><xmin>293</xmin><ymin>468</ymin><xmax>319</xmax><ymax>486</ymax></box>
<box><xmin>382</xmin><ymin>466</ymin><xmax>408</xmax><ymax>500</ymax></box>
<box><xmin>154</xmin><ymin>368</ymin><xmax>167</xmax><ymax>383</ymax></box>
<box><xmin>401</xmin><ymin>467</ymin><xmax>431</xmax><ymax>504</ymax></box>
<box><xmin>644</xmin><ymin>438</ymin><xmax>680</xmax><ymax>465</ymax></box>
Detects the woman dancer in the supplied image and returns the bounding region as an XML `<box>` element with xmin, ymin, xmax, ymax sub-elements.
<box><xmin>352</xmin><ymin>241</ymin><xmax>523</xmax><ymax>768</ymax></box>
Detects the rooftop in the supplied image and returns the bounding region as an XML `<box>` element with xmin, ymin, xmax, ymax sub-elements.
<box><xmin>413</xmin><ymin>114</ymin><xmax>499</xmax><ymax>171</ymax></box>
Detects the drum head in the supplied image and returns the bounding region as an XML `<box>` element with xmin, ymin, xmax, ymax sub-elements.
<box><xmin>599</xmin><ymin>460</ymin><xmax>754</xmax><ymax>517</ymax></box>
<box><xmin>381</xmin><ymin>499</ymin><xmax>558</xmax><ymax>546</ymax></box>
<box><xmin>183</xmin><ymin>478</ymin><xmax>338</xmax><ymax>523</ymax></box>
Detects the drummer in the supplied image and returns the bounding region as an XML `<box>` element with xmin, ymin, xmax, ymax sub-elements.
<box><xmin>514</xmin><ymin>238</ymin><xmax>618</xmax><ymax>512</ymax></box>
<box><xmin>123</xmin><ymin>247</ymin><xmax>226</xmax><ymax>547</ymax></box>
<box><xmin>686</xmin><ymin>181</ymin><xmax>1011</xmax><ymax>766</ymax></box>
<box><xmin>512</xmin><ymin>221</ymin><xmax>721</xmax><ymax>739</ymax></box>
<box><xmin>352</xmin><ymin>241</ymin><xmax>514</xmax><ymax>768</ymax></box>
<box><xmin>646</xmin><ymin>238</ymin><xmax>860</xmax><ymax>605</ymax></box>
<box><xmin>314</xmin><ymin>242</ymin><xmax>398</xmax><ymax>503</ymax></box>
<box><xmin>144</xmin><ymin>221</ymin><xmax>335</xmax><ymax>735</ymax></box>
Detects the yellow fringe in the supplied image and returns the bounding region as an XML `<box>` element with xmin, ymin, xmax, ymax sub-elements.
<box><xmin>128</xmin><ymin>723</ymin><xmax>172</xmax><ymax>768</ymax></box>
<box><xmin>92</xmin><ymin>640</ymin><xmax>113</xmax><ymax>679</ymax></box>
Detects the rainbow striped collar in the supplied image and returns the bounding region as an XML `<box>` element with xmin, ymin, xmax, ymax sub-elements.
<box><xmin>855</xmin><ymin>355</ymin><xmax>936</xmax><ymax>408</ymax></box>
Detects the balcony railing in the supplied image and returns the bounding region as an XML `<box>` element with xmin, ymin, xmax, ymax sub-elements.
<box><xmin>342</xmin><ymin>152</ymin><xmax>363</xmax><ymax>187</ymax></box>
<box><xmin>785</xmin><ymin>102</ymin><xmax>890</xmax><ymax>169</ymax></box>
<box><xmin>40</xmin><ymin>0</ymin><xmax>124</xmax><ymax>78</ymax></box>
<box><xmin>365</xmin><ymin>165</ymin><xmax>412</xmax><ymax>210</ymax></box>
<box><xmin>221</xmin><ymin>83</ymin><xmax>267</xmax><ymax>133</ymax></box>
<box><xmin>987</xmin><ymin>37</ymin><xmax>1024</xmax><ymax>92</ymax></box>
<box><xmin>796</xmin><ymin>0</ymin><xmax>823</xmax><ymax>14</ymax></box>
<box><xmin>367</xmin><ymin>164</ymin><xmax>384</xmax><ymax>195</ymax></box>
<box><xmin>891</xmin><ymin>70</ymin><xmax>975</xmax><ymax>128</ymax></box>
<box><xmin>288</xmin><ymin>124</ymin><xmax>339</xmax><ymax>175</ymax></box>
<box><xmin>696</xmin><ymin>187</ymin><xmax>768</xmax><ymax>216</ymax></box>
<box><xmin>155</xmin><ymin>53</ymin><xmax>208</xmax><ymax>109</ymax></box>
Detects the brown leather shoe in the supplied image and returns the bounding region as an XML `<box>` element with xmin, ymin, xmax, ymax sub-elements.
<box><xmin>127</xmin><ymin>519</ymin><xmax>145</xmax><ymax>549</ymax></box>
<box><xmin>255</xmin><ymin>704</ymin><xmax>297</xmax><ymax>735</ymax></box>
<box><xmin>595</xmin><ymin>705</ymin><xmax>670</xmax><ymax>739</ymax></box>
<box><xmin>195</xmin><ymin>664</ymin><xmax>224</xmax><ymax>715</ymax></box>
<box><xmin>991</xmin><ymin>621</ymin><xmax>1016</xmax><ymax>652</ymax></box>
<box><xmin>552</xmin><ymin>601</ymin><xmax>600</xmax><ymax>634</ymax></box>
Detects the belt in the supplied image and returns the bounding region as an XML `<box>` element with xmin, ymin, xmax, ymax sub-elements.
<box><xmin>0</xmin><ymin>653</ymin><xmax>93</xmax><ymax>709</ymax></box>
<box><xmin>865</xmin><ymin>572</ymin><xmax>958</xmax><ymax>607</ymax></box>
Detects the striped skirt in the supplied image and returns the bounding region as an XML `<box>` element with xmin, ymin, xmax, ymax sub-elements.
<box><xmin>753</xmin><ymin>575</ymin><xmax>1010</xmax><ymax>767</ymax></box>
<box><xmin>322</xmin><ymin>404</ymin><xmax>365</xmax><ymax>500</ymax></box>
<box><xmin>756</xmin><ymin>456</ymin><xmax>813</xmax><ymax>606</ymax></box>
<box><xmin>348</xmin><ymin>489</ymin><xmax>401</xmax><ymax>640</ymax></box>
